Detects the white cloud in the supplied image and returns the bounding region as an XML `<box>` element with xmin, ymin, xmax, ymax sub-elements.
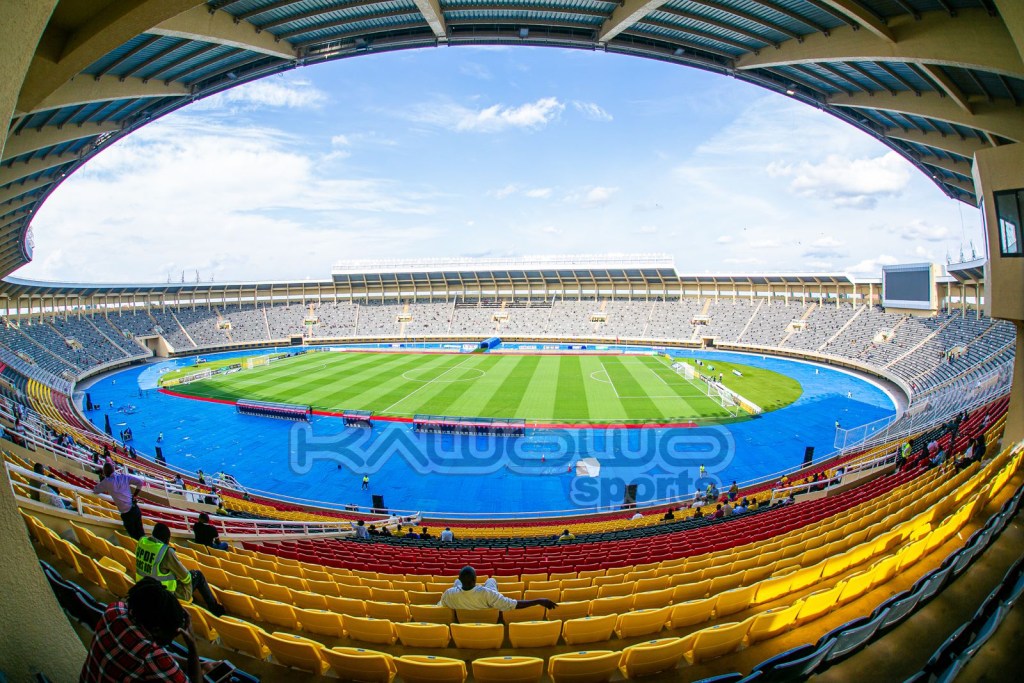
<box><xmin>331</xmin><ymin>134</ymin><xmax>351</xmax><ymax>147</ymax></box>
<box><xmin>900</xmin><ymin>220</ymin><xmax>952</xmax><ymax>242</ymax></box>
<box><xmin>541</xmin><ymin>226</ymin><xmax>561</xmax><ymax>234</ymax></box>
<box><xmin>524</xmin><ymin>188</ymin><xmax>552</xmax><ymax>199</ymax></box>
<box><xmin>203</xmin><ymin>79</ymin><xmax>328</xmax><ymax>110</ymax></box>
<box><xmin>767</xmin><ymin>152</ymin><xmax>912</xmax><ymax>209</ymax></box>
<box><xmin>846</xmin><ymin>254</ymin><xmax>900</xmax><ymax>274</ymax></box>
<box><xmin>716</xmin><ymin>235</ymin><xmax>734</xmax><ymax>244</ymax></box>
<box><xmin>566</xmin><ymin>186</ymin><xmax>619</xmax><ymax>208</ymax></box>
<box><xmin>405</xmin><ymin>97</ymin><xmax>565</xmax><ymax>132</ymax></box>
<box><xmin>573</xmin><ymin>101</ymin><xmax>613</xmax><ymax>122</ymax></box>
<box><xmin>459</xmin><ymin>62</ymin><xmax>492</xmax><ymax>80</ymax></box>
<box><xmin>492</xmin><ymin>184</ymin><xmax>520</xmax><ymax>199</ymax></box>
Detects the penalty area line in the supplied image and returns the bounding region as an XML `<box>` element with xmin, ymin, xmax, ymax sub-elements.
<box><xmin>380</xmin><ymin>356</ymin><xmax>477</xmax><ymax>414</ymax></box>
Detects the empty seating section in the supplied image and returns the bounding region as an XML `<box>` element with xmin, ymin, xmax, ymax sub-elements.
<box><xmin>24</xmin><ymin>441</ymin><xmax>1023</xmax><ymax>681</ymax></box>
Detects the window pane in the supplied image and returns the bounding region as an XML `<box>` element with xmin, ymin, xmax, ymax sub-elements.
<box><xmin>995</xmin><ymin>190</ymin><xmax>1022</xmax><ymax>256</ymax></box>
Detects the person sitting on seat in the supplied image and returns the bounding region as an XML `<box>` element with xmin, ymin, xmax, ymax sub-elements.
<box><xmin>136</xmin><ymin>523</ymin><xmax>224</xmax><ymax>616</ymax></box>
<box><xmin>556</xmin><ymin>528</ymin><xmax>575</xmax><ymax>542</ymax></box>
<box><xmin>192</xmin><ymin>513</ymin><xmax>229</xmax><ymax>551</ymax></box>
<box><xmin>661</xmin><ymin>508</ymin><xmax>675</xmax><ymax>521</ymax></box>
<box><xmin>350</xmin><ymin>519</ymin><xmax>370</xmax><ymax>540</ymax></box>
<box><xmin>80</xmin><ymin>577</ymin><xmax>222</xmax><ymax>683</ymax></box>
<box><xmin>440</xmin><ymin>527</ymin><xmax>454</xmax><ymax>542</ymax></box>
<box><xmin>438</xmin><ymin>566</ymin><xmax>558</xmax><ymax>613</ymax></box>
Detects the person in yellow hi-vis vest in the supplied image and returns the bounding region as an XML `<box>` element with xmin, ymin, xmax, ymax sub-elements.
<box><xmin>136</xmin><ymin>523</ymin><xmax>224</xmax><ymax>617</ymax></box>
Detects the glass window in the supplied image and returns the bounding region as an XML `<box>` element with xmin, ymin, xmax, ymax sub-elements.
<box><xmin>994</xmin><ymin>189</ymin><xmax>1023</xmax><ymax>257</ymax></box>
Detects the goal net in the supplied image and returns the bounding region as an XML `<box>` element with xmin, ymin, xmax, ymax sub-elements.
<box><xmin>246</xmin><ymin>356</ymin><xmax>270</xmax><ymax>370</ymax></box>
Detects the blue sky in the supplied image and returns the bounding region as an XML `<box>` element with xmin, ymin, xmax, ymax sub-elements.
<box><xmin>24</xmin><ymin>46</ymin><xmax>985</xmax><ymax>284</ymax></box>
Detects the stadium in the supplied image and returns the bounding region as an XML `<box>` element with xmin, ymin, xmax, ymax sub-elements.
<box><xmin>1</xmin><ymin>3</ymin><xmax>1023</xmax><ymax>683</ymax></box>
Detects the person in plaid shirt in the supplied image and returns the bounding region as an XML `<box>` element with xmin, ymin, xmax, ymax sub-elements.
<box><xmin>80</xmin><ymin>577</ymin><xmax>219</xmax><ymax>682</ymax></box>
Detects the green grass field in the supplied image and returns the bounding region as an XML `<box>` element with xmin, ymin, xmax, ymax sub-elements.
<box><xmin>162</xmin><ymin>351</ymin><xmax>802</xmax><ymax>424</ymax></box>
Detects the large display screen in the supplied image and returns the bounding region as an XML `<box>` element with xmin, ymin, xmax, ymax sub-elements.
<box><xmin>883</xmin><ymin>264</ymin><xmax>932</xmax><ymax>310</ymax></box>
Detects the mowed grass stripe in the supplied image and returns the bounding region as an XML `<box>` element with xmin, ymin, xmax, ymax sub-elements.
<box><xmin>445</xmin><ymin>355</ymin><xmax>529</xmax><ymax>418</ymax></box>
<box><xmin>348</xmin><ymin>354</ymin><xmax>474</xmax><ymax>413</ymax></box>
<box><xmin>194</xmin><ymin>352</ymin><xmax>386</xmax><ymax>397</ymax></box>
<box><xmin>399</xmin><ymin>355</ymin><xmax>496</xmax><ymax>416</ymax></box>
<box><xmin>600</xmin><ymin>356</ymin><xmax>664</xmax><ymax>420</ymax></box>
<box><xmin>578</xmin><ymin>355</ymin><xmax>625</xmax><ymax>421</ymax></box>
<box><xmin>303</xmin><ymin>353</ymin><xmax>453</xmax><ymax>408</ymax></box>
<box><xmin>514</xmin><ymin>356</ymin><xmax>558</xmax><ymax>419</ymax></box>
<box><xmin>619</xmin><ymin>356</ymin><xmax>700</xmax><ymax>420</ymax></box>
<box><xmin>554</xmin><ymin>356</ymin><xmax>590</xmax><ymax>421</ymax></box>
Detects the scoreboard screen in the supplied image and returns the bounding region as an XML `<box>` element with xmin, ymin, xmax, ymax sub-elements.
<box><xmin>883</xmin><ymin>263</ymin><xmax>933</xmax><ymax>310</ymax></box>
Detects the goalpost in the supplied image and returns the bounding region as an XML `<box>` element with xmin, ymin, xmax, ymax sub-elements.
<box><xmin>246</xmin><ymin>356</ymin><xmax>270</xmax><ymax>370</ymax></box>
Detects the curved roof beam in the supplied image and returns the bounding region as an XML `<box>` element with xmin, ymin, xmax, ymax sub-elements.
<box><xmin>885</xmin><ymin>128</ymin><xmax>991</xmax><ymax>158</ymax></box>
<box><xmin>411</xmin><ymin>0</ymin><xmax>447</xmax><ymax>40</ymax></box>
<box><xmin>1</xmin><ymin>122</ymin><xmax>118</xmax><ymax>162</ymax></box>
<box><xmin>17</xmin><ymin>0</ymin><xmax>203</xmax><ymax>112</ymax></box>
<box><xmin>149</xmin><ymin>5</ymin><xmax>296</xmax><ymax>59</ymax></box>
<box><xmin>830</xmin><ymin>91</ymin><xmax>1024</xmax><ymax>143</ymax></box>
<box><xmin>0</xmin><ymin>177</ymin><xmax>53</xmax><ymax>206</ymax></box>
<box><xmin>24</xmin><ymin>75</ymin><xmax>188</xmax><ymax>117</ymax></box>
<box><xmin>0</xmin><ymin>153</ymin><xmax>78</xmax><ymax>188</ymax></box>
<box><xmin>817</xmin><ymin>0</ymin><xmax>893</xmax><ymax>43</ymax></box>
<box><xmin>736</xmin><ymin>9</ymin><xmax>1024</xmax><ymax>78</ymax></box>
<box><xmin>598</xmin><ymin>0</ymin><xmax>671</xmax><ymax>44</ymax></box>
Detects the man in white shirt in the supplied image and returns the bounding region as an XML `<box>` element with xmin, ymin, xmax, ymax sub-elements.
<box><xmin>350</xmin><ymin>520</ymin><xmax>369</xmax><ymax>539</ymax></box>
<box><xmin>440</xmin><ymin>527</ymin><xmax>454</xmax><ymax>542</ymax></box>
<box><xmin>92</xmin><ymin>462</ymin><xmax>145</xmax><ymax>539</ymax></box>
<box><xmin>438</xmin><ymin>567</ymin><xmax>557</xmax><ymax>613</ymax></box>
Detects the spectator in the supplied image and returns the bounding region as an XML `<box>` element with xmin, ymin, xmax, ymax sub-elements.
<box><xmin>721</xmin><ymin>501</ymin><xmax>733</xmax><ymax>517</ymax></box>
<box><xmin>135</xmin><ymin>523</ymin><xmax>224</xmax><ymax>617</ymax></box>
<box><xmin>694</xmin><ymin>507</ymin><xmax>704</xmax><ymax>519</ymax></box>
<box><xmin>630</xmin><ymin>511</ymin><xmax>643</xmax><ymax>520</ymax></box>
<box><xmin>733</xmin><ymin>499</ymin><xmax>748</xmax><ymax>515</ymax></box>
<box><xmin>438</xmin><ymin>566</ymin><xmax>557</xmax><ymax>612</ymax></box>
<box><xmin>172</xmin><ymin>474</ymin><xmax>184</xmax><ymax>488</ymax></box>
<box><xmin>350</xmin><ymin>519</ymin><xmax>369</xmax><ymax>540</ymax></box>
<box><xmin>420</xmin><ymin>527</ymin><xmax>432</xmax><ymax>540</ymax></box>
<box><xmin>404</xmin><ymin>527</ymin><xmax>419</xmax><ymax>539</ymax></box>
<box><xmin>713</xmin><ymin>504</ymin><xmax>724</xmax><ymax>519</ymax></box>
<box><xmin>80</xmin><ymin>577</ymin><xmax>221</xmax><ymax>683</ymax></box>
<box><xmin>440</xmin><ymin>527</ymin><xmax>454</xmax><ymax>542</ymax></box>
<box><xmin>662</xmin><ymin>508</ymin><xmax>675</xmax><ymax>521</ymax></box>
<box><xmin>192</xmin><ymin>513</ymin><xmax>228</xmax><ymax>551</ymax></box>
<box><xmin>728</xmin><ymin>481</ymin><xmax>739</xmax><ymax>501</ymax></box>
<box><xmin>30</xmin><ymin>462</ymin><xmax>47</xmax><ymax>502</ymax></box>
<box><xmin>92</xmin><ymin>462</ymin><xmax>145</xmax><ymax>539</ymax></box>
<box><xmin>557</xmin><ymin>529</ymin><xmax>576</xmax><ymax>542</ymax></box>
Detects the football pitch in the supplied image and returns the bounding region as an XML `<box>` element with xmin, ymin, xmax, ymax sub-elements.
<box><xmin>162</xmin><ymin>351</ymin><xmax>802</xmax><ymax>424</ymax></box>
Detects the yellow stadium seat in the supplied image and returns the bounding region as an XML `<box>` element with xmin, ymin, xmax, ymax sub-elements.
<box><xmin>595</xmin><ymin>583</ymin><xmax>633</xmax><ymax>598</ymax></box>
<box><xmin>503</xmin><ymin>605</ymin><xmax>546</xmax><ymax>623</ymax></box>
<box><xmin>251</xmin><ymin>598</ymin><xmax>301</xmax><ymax>630</ymax></box>
<box><xmin>561</xmin><ymin>586</ymin><xmax>600</xmax><ymax>602</ymax></box>
<box><xmin>318</xmin><ymin>594</ymin><xmax>363</xmax><ymax>618</ymax></box>
<box><xmin>295</xmin><ymin>608</ymin><xmax>345</xmax><ymax>638</ymax></box>
<box><xmin>455</xmin><ymin>608</ymin><xmax>500</xmax><ymax>624</ymax></box>
<box><xmin>668</xmin><ymin>597</ymin><xmax>715</xmax><ymax>629</ymax></box>
<box><xmin>897</xmin><ymin>538</ymin><xmax>930</xmax><ymax>571</ymax></box>
<box><xmin>549</xmin><ymin>600</ymin><xmax>591</xmax><ymax>621</ymax></box>
<box><xmin>836</xmin><ymin>570</ymin><xmax>874</xmax><ymax>606</ymax></box>
<box><xmin>509</xmin><ymin>620</ymin><xmax>562</xmax><ymax>648</ymax></box>
<box><xmin>868</xmin><ymin>555</ymin><xmax>901</xmax><ymax>589</ymax></box>
<box><xmin>787</xmin><ymin>564</ymin><xmax>824</xmax><ymax>593</ymax></box>
<box><xmin>214</xmin><ymin>589</ymin><xmax>261</xmax><ymax>621</ymax></box>
<box><xmin>577</xmin><ymin>569</ymin><xmax>605</xmax><ymax>581</ymax></box>
<box><xmin>743</xmin><ymin>603</ymin><xmax>801</xmax><ymax>645</ymax></box>
<box><xmin>591</xmin><ymin>575</ymin><xmax>624</xmax><ymax>587</ymax></box>
<box><xmin>618</xmin><ymin>637</ymin><xmax>687</xmax><ymax>678</ymax></box>
<box><xmin>263</xmin><ymin>632</ymin><xmax>327</xmax><ymax>674</ymax></box>
<box><xmin>521</xmin><ymin>573</ymin><xmax>548</xmax><ymax>585</ymax></box>
<box><xmin>472</xmin><ymin>656</ymin><xmax>544</xmax><ymax>683</ymax></box>
<box><xmin>210</xmin><ymin>616</ymin><xmax>271</xmax><ymax>660</ymax></box>
<box><xmin>291</xmin><ymin>590</ymin><xmax>329</xmax><ymax>611</ymax></box>
<box><xmin>549</xmin><ymin>572</ymin><xmax>578</xmax><ymax>581</ymax></box>
<box><xmin>589</xmin><ymin>595</ymin><xmax>631</xmax><ymax>617</ymax></box>
<box><xmin>321</xmin><ymin>646</ymin><xmax>396</xmax><ymax>683</ymax></box>
<box><xmin>410</xmin><ymin>605</ymin><xmax>455</xmax><ymax>624</ymax></box>
<box><xmin>631</xmin><ymin>587</ymin><xmax>674</xmax><ymax>611</ymax></box>
<box><xmin>450</xmin><ymin>622</ymin><xmax>505</xmax><ymax>649</ymax></box>
<box><xmin>708</xmin><ymin>572</ymin><xmax>744</xmax><ymax>595</ymax></box>
<box><xmin>523</xmin><ymin>588</ymin><xmax>560</xmax><ymax>602</ymax></box>
<box><xmin>684</xmin><ymin>619</ymin><xmax>752</xmax><ymax>664</ymax></box>
<box><xmin>276</xmin><ymin>574</ymin><xmax>309</xmax><ymax>593</ymax></box>
<box><xmin>714</xmin><ymin>584</ymin><xmax>758</xmax><ymax>617</ymax></box>
<box><xmin>635</xmin><ymin>576</ymin><xmax>670</xmax><ymax>593</ymax></box>
<box><xmin>395</xmin><ymin>655</ymin><xmax>468</xmax><ymax>683</ymax></box>
<box><xmin>254</xmin><ymin>580</ymin><xmax>294</xmax><ymax>604</ymax></box>
<box><xmin>528</xmin><ymin>580</ymin><xmax>560</xmax><ymax>591</ymax></box>
<box><xmin>393</xmin><ymin>580</ymin><xmax>426</xmax><ymax>592</ymax></box>
<box><xmin>547</xmin><ymin>650</ymin><xmax>621</xmax><ymax>683</ymax></box>
<box><xmin>343</xmin><ymin>615</ymin><xmax>397</xmax><ymax>645</ymax></box>
<box><xmin>671</xmin><ymin>578</ymin><xmax>710</xmax><ymax>602</ymax></box>
<box><xmin>409</xmin><ymin>590</ymin><xmax>442</xmax><ymax>605</ymax></box>
<box><xmin>306</xmin><ymin>578</ymin><xmax>342</xmax><ymax>597</ymax></box>
<box><xmin>614</xmin><ymin>606</ymin><xmax>670</xmax><ymax>639</ymax></box>
<box><xmin>366</xmin><ymin>601</ymin><xmax>411</xmax><ymax>623</ymax></box>
<box><xmin>795</xmin><ymin>584</ymin><xmax>844</xmax><ymax>626</ymax></box>
<box><xmin>562</xmin><ymin>614</ymin><xmax>617</xmax><ymax>645</ymax></box>
<box><xmin>395</xmin><ymin>622</ymin><xmax>451</xmax><ymax>648</ymax></box>
<box><xmin>372</xmin><ymin>587</ymin><xmax>409</xmax><ymax>604</ymax></box>
<box><xmin>559</xmin><ymin>578</ymin><xmax>591</xmax><ymax>591</ymax></box>
<box><xmin>182</xmin><ymin>603</ymin><xmax>218</xmax><ymax>642</ymax></box>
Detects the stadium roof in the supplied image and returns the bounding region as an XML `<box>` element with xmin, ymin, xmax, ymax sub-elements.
<box><xmin>2</xmin><ymin>1</ymin><xmax>1022</xmax><ymax>280</ymax></box>
<box><xmin>946</xmin><ymin>257</ymin><xmax>988</xmax><ymax>284</ymax></box>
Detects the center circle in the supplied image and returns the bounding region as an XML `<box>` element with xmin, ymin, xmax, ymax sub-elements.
<box><xmin>401</xmin><ymin>367</ymin><xmax>487</xmax><ymax>383</ymax></box>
